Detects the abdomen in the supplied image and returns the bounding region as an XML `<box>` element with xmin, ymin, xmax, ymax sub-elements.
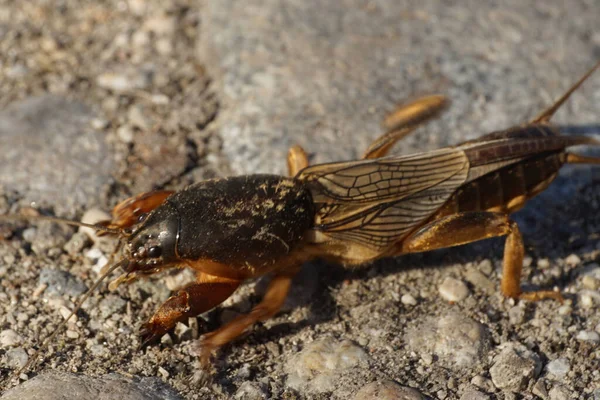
<box><xmin>434</xmin><ymin>151</ymin><xmax>566</xmax><ymax>218</ymax></box>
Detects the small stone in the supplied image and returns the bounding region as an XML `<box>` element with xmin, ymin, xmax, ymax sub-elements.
<box><xmin>160</xmin><ymin>334</ymin><xmax>173</xmax><ymax>346</ymax></box>
<box><xmin>59</xmin><ymin>306</ymin><xmax>78</xmax><ymax>323</ymax></box>
<box><xmin>84</xmin><ymin>247</ymin><xmax>109</xmax><ymax>275</ymax></box>
<box><xmin>127</xmin><ymin>105</ymin><xmax>151</xmax><ymax>131</ymax></box>
<box><xmin>0</xmin><ymin>329</ymin><xmax>23</xmax><ymax>347</ymax></box>
<box><xmin>508</xmin><ymin>305</ymin><xmax>526</xmax><ymax>325</ymax></box>
<box><xmin>265</xmin><ymin>341</ymin><xmax>280</xmax><ymax>356</ymax></box>
<box><xmin>236</xmin><ymin>363</ymin><xmax>252</xmax><ymax>380</ymax></box>
<box><xmin>151</xmin><ymin>94</ymin><xmax>170</xmax><ymax>105</ymax></box>
<box><xmin>174</xmin><ymin>322</ymin><xmax>193</xmax><ymax>342</ymax></box>
<box><xmin>354</xmin><ymin>380</ymin><xmax>424</xmax><ymax>400</ymax></box>
<box><xmin>582</xmin><ymin>275</ymin><xmax>599</xmax><ymax>290</ymax></box>
<box><xmin>405</xmin><ymin>313</ymin><xmax>489</xmax><ymax>369</ymax></box>
<box><xmin>66</xmin><ymin>330</ymin><xmax>80</xmax><ymax>339</ymax></box>
<box><xmin>234</xmin><ymin>382</ymin><xmax>267</xmax><ymax>400</ymax></box>
<box><xmin>98</xmin><ymin>295</ymin><xmax>127</xmax><ymax>319</ymax></box>
<box><xmin>0</xmin><ymin>370</ymin><xmax>182</xmax><ymax>400</ymax></box>
<box><xmin>489</xmin><ymin>342</ymin><xmax>542</xmax><ymax>392</ymax></box>
<box><xmin>465</xmin><ymin>267</ymin><xmax>495</xmax><ymax>293</ymax></box>
<box><xmin>96</xmin><ymin>71</ymin><xmax>150</xmax><ymax>92</ymax></box>
<box><xmin>548</xmin><ymin>385</ymin><xmax>570</xmax><ymax>400</ymax></box>
<box><xmin>575</xmin><ymin>330</ymin><xmax>600</xmax><ymax>344</ymax></box>
<box><xmin>158</xmin><ymin>366</ymin><xmax>170</xmax><ymax>379</ymax></box>
<box><xmin>401</xmin><ymin>293</ymin><xmax>417</xmax><ymax>306</ymax></box>
<box><xmin>470</xmin><ymin>375</ymin><xmax>495</xmax><ymax>392</ymax></box>
<box><xmin>460</xmin><ymin>390</ymin><xmax>490</xmax><ymax>400</ymax></box>
<box><xmin>6</xmin><ymin>347</ymin><xmax>29</xmax><ymax>368</ymax></box>
<box><xmin>565</xmin><ymin>254</ymin><xmax>581</xmax><ymax>266</ymax></box>
<box><xmin>80</xmin><ymin>208</ymin><xmax>112</xmax><ymax>243</ymax></box>
<box><xmin>557</xmin><ymin>304</ymin><xmax>572</xmax><ymax>316</ymax></box>
<box><xmin>478</xmin><ymin>259</ymin><xmax>493</xmax><ymax>275</ymax></box>
<box><xmin>546</xmin><ymin>358</ymin><xmax>570</xmax><ymax>379</ymax></box>
<box><xmin>580</xmin><ymin>292</ymin><xmax>595</xmax><ymax>308</ymax></box>
<box><xmin>438</xmin><ymin>277</ymin><xmax>470</xmax><ymax>302</ymax></box>
<box><xmin>63</xmin><ymin>232</ymin><xmax>91</xmax><ymax>256</ymax></box>
<box><xmin>90</xmin><ymin>118</ymin><xmax>109</xmax><ymax>130</ymax></box>
<box><xmin>39</xmin><ymin>269</ymin><xmax>88</xmax><ymax>298</ymax></box>
<box><xmin>188</xmin><ymin>317</ymin><xmax>199</xmax><ymax>339</ymax></box>
<box><xmin>537</xmin><ymin>259</ymin><xmax>551</xmax><ymax>269</ymax></box>
<box><xmin>117</xmin><ymin>125</ymin><xmax>135</xmax><ymax>143</ymax></box>
<box><xmin>532</xmin><ymin>380</ymin><xmax>548</xmax><ymax>399</ymax></box>
<box><xmin>286</xmin><ymin>338</ymin><xmax>369</xmax><ymax>393</ymax></box>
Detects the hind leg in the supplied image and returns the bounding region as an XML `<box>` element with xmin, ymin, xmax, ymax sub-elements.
<box><xmin>363</xmin><ymin>95</ymin><xmax>449</xmax><ymax>159</ymax></box>
<box><xmin>401</xmin><ymin>211</ymin><xmax>563</xmax><ymax>302</ymax></box>
<box><xmin>566</xmin><ymin>153</ymin><xmax>600</xmax><ymax>165</ymax></box>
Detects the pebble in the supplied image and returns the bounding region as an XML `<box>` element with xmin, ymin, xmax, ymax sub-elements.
<box><xmin>96</xmin><ymin>71</ymin><xmax>151</xmax><ymax>92</ymax></box>
<box><xmin>582</xmin><ymin>275</ymin><xmax>599</xmax><ymax>290</ymax></box>
<box><xmin>401</xmin><ymin>293</ymin><xmax>418</xmax><ymax>306</ymax></box>
<box><xmin>0</xmin><ymin>95</ymin><xmax>115</xmax><ymax>215</ymax></box>
<box><xmin>39</xmin><ymin>269</ymin><xmax>88</xmax><ymax>298</ymax></box>
<box><xmin>489</xmin><ymin>342</ymin><xmax>542</xmax><ymax>392</ymax></box>
<box><xmin>65</xmin><ymin>330</ymin><xmax>80</xmax><ymax>339</ymax></box>
<box><xmin>0</xmin><ymin>371</ymin><xmax>183</xmax><ymax>400</ymax></box>
<box><xmin>354</xmin><ymin>380</ymin><xmax>424</xmax><ymax>400</ymax></box>
<box><xmin>84</xmin><ymin>247</ymin><xmax>109</xmax><ymax>275</ymax></box>
<box><xmin>63</xmin><ymin>232</ymin><xmax>91</xmax><ymax>256</ymax></box>
<box><xmin>173</xmin><ymin>322</ymin><xmax>193</xmax><ymax>342</ymax></box>
<box><xmin>537</xmin><ymin>259</ymin><xmax>551</xmax><ymax>269</ymax></box>
<box><xmin>438</xmin><ymin>277</ymin><xmax>470</xmax><ymax>302</ymax></box>
<box><xmin>470</xmin><ymin>375</ymin><xmax>495</xmax><ymax>392</ymax></box>
<box><xmin>575</xmin><ymin>330</ymin><xmax>600</xmax><ymax>344</ymax></box>
<box><xmin>478</xmin><ymin>260</ymin><xmax>494</xmax><ymax>275</ymax></box>
<box><xmin>405</xmin><ymin>313</ymin><xmax>489</xmax><ymax>369</ymax></box>
<box><xmin>0</xmin><ymin>329</ymin><xmax>23</xmax><ymax>347</ymax></box>
<box><xmin>565</xmin><ymin>254</ymin><xmax>581</xmax><ymax>266</ymax></box>
<box><xmin>545</xmin><ymin>357</ymin><xmax>570</xmax><ymax>379</ymax></box>
<box><xmin>508</xmin><ymin>305</ymin><xmax>526</xmax><ymax>325</ymax></box>
<box><xmin>59</xmin><ymin>305</ymin><xmax>78</xmax><ymax>322</ymax></box>
<box><xmin>98</xmin><ymin>295</ymin><xmax>127</xmax><ymax>319</ymax></box>
<box><xmin>580</xmin><ymin>292</ymin><xmax>595</xmax><ymax>308</ymax></box>
<box><xmin>548</xmin><ymin>385</ymin><xmax>570</xmax><ymax>400</ymax></box>
<box><xmin>80</xmin><ymin>208</ymin><xmax>112</xmax><ymax>243</ymax></box>
<box><xmin>464</xmin><ymin>267</ymin><xmax>495</xmax><ymax>293</ymax></box>
<box><xmin>286</xmin><ymin>338</ymin><xmax>369</xmax><ymax>393</ymax></box>
<box><xmin>234</xmin><ymin>382</ymin><xmax>267</xmax><ymax>400</ymax></box>
<box><xmin>460</xmin><ymin>390</ymin><xmax>490</xmax><ymax>400</ymax></box>
<box><xmin>117</xmin><ymin>125</ymin><xmax>135</xmax><ymax>143</ymax></box>
<box><xmin>157</xmin><ymin>366</ymin><xmax>170</xmax><ymax>379</ymax></box>
<box><xmin>6</xmin><ymin>347</ymin><xmax>29</xmax><ymax>368</ymax></box>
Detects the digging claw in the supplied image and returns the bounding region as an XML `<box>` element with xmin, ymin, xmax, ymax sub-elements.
<box><xmin>138</xmin><ymin>322</ymin><xmax>166</xmax><ymax>348</ymax></box>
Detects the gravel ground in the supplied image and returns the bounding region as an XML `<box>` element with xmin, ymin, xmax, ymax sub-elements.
<box><xmin>1</xmin><ymin>1</ymin><xmax>600</xmax><ymax>399</ymax></box>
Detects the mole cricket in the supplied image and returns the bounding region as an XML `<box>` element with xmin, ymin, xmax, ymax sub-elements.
<box><xmin>2</xmin><ymin>61</ymin><xmax>599</xmax><ymax>381</ymax></box>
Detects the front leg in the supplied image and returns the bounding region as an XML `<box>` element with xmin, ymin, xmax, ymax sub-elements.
<box><xmin>198</xmin><ymin>269</ymin><xmax>297</xmax><ymax>367</ymax></box>
<box><xmin>99</xmin><ymin>190</ymin><xmax>174</xmax><ymax>231</ymax></box>
<box><xmin>140</xmin><ymin>272</ymin><xmax>240</xmax><ymax>345</ymax></box>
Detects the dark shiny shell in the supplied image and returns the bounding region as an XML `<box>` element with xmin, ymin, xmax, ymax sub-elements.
<box><xmin>168</xmin><ymin>175</ymin><xmax>314</xmax><ymax>268</ymax></box>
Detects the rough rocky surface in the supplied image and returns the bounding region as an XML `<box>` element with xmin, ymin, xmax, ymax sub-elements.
<box><xmin>1</xmin><ymin>371</ymin><xmax>182</xmax><ymax>400</ymax></box>
<box><xmin>1</xmin><ymin>0</ymin><xmax>600</xmax><ymax>399</ymax></box>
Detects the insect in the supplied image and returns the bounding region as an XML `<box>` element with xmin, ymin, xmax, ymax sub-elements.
<box><xmin>2</xmin><ymin>61</ymin><xmax>599</xmax><ymax>382</ymax></box>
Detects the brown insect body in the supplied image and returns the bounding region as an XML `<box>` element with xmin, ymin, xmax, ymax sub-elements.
<box><xmin>127</xmin><ymin>175</ymin><xmax>314</xmax><ymax>281</ymax></box>
<box><xmin>3</xmin><ymin>62</ymin><xmax>599</xmax><ymax>380</ymax></box>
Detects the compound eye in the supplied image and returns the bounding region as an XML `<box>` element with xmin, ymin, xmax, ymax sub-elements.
<box><xmin>147</xmin><ymin>246</ymin><xmax>162</xmax><ymax>258</ymax></box>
